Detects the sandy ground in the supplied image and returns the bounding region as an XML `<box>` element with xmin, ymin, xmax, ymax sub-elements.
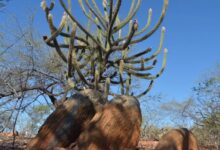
<box><xmin>0</xmin><ymin>135</ymin><xmax>218</xmax><ymax>150</ymax></box>
<box><xmin>0</xmin><ymin>135</ymin><xmax>31</xmax><ymax>150</ymax></box>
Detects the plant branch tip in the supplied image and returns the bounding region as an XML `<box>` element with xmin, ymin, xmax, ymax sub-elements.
<box><xmin>103</xmin><ymin>0</ymin><xmax>107</xmax><ymax>7</ymax></box>
<box><xmin>61</xmin><ymin>12</ymin><xmax>67</xmax><ymax>24</ymax></box>
<box><xmin>41</xmin><ymin>0</ymin><xmax>47</xmax><ymax>11</ymax></box>
<box><xmin>133</xmin><ymin>20</ymin><xmax>138</xmax><ymax>30</ymax></box>
<box><xmin>48</xmin><ymin>13</ymin><xmax>53</xmax><ymax>18</ymax></box>
<box><xmin>164</xmin><ymin>48</ymin><xmax>168</xmax><ymax>53</ymax></box>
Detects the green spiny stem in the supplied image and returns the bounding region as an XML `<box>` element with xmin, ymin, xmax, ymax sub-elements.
<box><xmin>68</xmin><ymin>0</ymin><xmax>72</xmax><ymax>12</ymax></box>
<box><xmin>120</xmin><ymin>57</ymin><xmax>157</xmax><ymax>72</ymax></box>
<box><xmin>119</xmin><ymin>60</ymin><xmax>124</xmax><ymax>75</ymax></box>
<box><xmin>67</xmin><ymin>78</ymin><xmax>75</xmax><ymax>88</ymax></box>
<box><xmin>110</xmin><ymin>78</ymin><xmax>127</xmax><ymax>85</ymax></box>
<box><xmin>102</xmin><ymin>0</ymin><xmax>108</xmax><ymax>21</ymax></box>
<box><xmin>95</xmin><ymin>69</ymin><xmax>99</xmax><ymax>89</ymax></box>
<box><xmin>123</xmin><ymin>64</ymin><xmax>154</xmax><ymax>72</ymax></box>
<box><xmin>141</xmin><ymin>58</ymin><xmax>145</xmax><ymax>70</ymax></box>
<box><xmin>45</xmin><ymin>13</ymin><xmax>67</xmax><ymax>43</ymax></box>
<box><xmin>126</xmin><ymin>26</ymin><xmax>165</xmax><ymax>64</ymax></box>
<box><xmin>47</xmin><ymin>13</ymin><xmax>56</xmax><ymax>32</ymax></box>
<box><xmin>116</xmin><ymin>16</ymin><xmax>122</xmax><ymax>39</ymax></box>
<box><xmin>104</xmin><ymin>77</ymin><xmax>110</xmax><ymax>99</ymax></box>
<box><xmin>91</xmin><ymin>58</ymin><xmax>95</xmax><ymax>76</ymax></box>
<box><xmin>70</xmin><ymin>48</ymin><xmax>93</xmax><ymax>87</ymax></box>
<box><xmin>152</xmin><ymin>59</ymin><xmax>157</xmax><ymax>65</ymax></box>
<box><xmin>87</xmin><ymin>10</ymin><xmax>92</xmax><ymax>31</ymax></box>
<box><xmin>112</xmin><ymin>0</ymin><xmax>168</xmax><ymax>45</ymax></box>
<box><xmin>44</xmin><ymin>14</ymin><xmax>67</xmax><ymax>63</ymax></box>
<box><xmin>78</xmin><ymin>0</ymin><xmax>104</xmax><ymax>31</ymax></box>
<box><xmin>76</xmin><ymin>49</ymin><xmax>85</xmax><ymax>62</ymax></box>
<box><xmin>107</xmin><ymin>0</ymin><xmax>121</xmax><ymax>46</ymax></box>
<box><xmin>41</xmin><ymin>1</ymin><xmax>47</xmax><ymax>11</ymax></box>
<box><xmin>45</xmin><ymin>42</ymin><xmax>96</xmax><ymax>50</ymax></box>
<box><xmin>111</xmin><ymin>59</ymin><xmax>156</xmax><ymax>79</ymax></box>
<box><xmin>44</xmin><ymin>40</ymin><xmax>96</xmax><ymax>51</ymax></box>
<box><xmin>50</xmin><ymin>39</ymin><xmax>68</xmax><ymax>63</ymax></box>
<box><xmin>79</xmin><ymin>53</ymin><xmax>94</xmax><ymax>69</ymax></box>
<box><xmin>48</xmin><ymin>2</ymin><xmax>55</xmax><ymax>11</ymax></box>
<box><xmin>110</xmin><ymin>20</ymin><xmax>138</xmax><ymax>51</ymax></box>
<box><xmin>44</xmin><ymin>2</ymin><xmax>55</xmax><ymax>23</ymax></box>
<box><xmin>52</xmin><ymin>31</ymin><xmax>89</xmax><ymax>45</ymax></box>
<box><xmin>98</xmin><ymin>55</ymin><xmax>103</xmax><ymax>77</ymax></box>
<box><xmin>122</xmin><ymin>69</ymin><xmax>151</xmax><ymax>79</ymax></box>
<box><xmin>135</xmin><ymin>8</ymin><xmax>152</xmax><ymax>36</ymax></box>
<box><xmin>59</xmin><ymin>0</ymin><xmax>105</xmax><ymax>52</ymax></box>
<box><xmin>116</xmin><ymin>8</ymin><xmax>152</xmax><ymax>43</ymax></box>
<box><xmin>124</xmin><ymin>48</ymin><xmax>152</xmax><ymax>63</ymax></box>
<box><xmin>113</xmin><ymin>0</ymin><xmax>141</xmax><ymax>33</ymax></box>
<box><xmin>109</xmin><ymin>48</ymin><xmax>151</xmax><ymax>65</ymax></box>
<box><xmin>67</xmin><ymin>23</ymin><xmax>77</xmax><ymax>78</ymax></box>
<box><xmin>136</xmin><ymin>80</ymin><xmax>154</xmax><ymax>98</ymax></box>
<box><xmin>144</xmin><ymin>48</ymin><xmax>167</xmax><ymax>80</ymax></box>
<box><xmin>91</xmin><ymin>0</ymin><xmax>108</xmax><ymax>23</ymax></box>
<box><xmin>122</xmin><ymin>19</ymin><xmax>138</xmax><ymax>48</ymax></box>
<box><xmin>97</xmin><ymin>23</ymin><xmax>104</xmax><ymax>45</ymax></box>
<box><xmin>42</xmin><ymin>1</ymin><xmax>54</xmax><ymax>13</ymax></box>
<box><xmin>84</xmin><ymin>0</ymin><xmax>107</xmax><ymax>30</ymax></box>
<box><xmin>129</xmin><ymin>20</ymin><xmax>133</xmax><ymax>32</ymax></box>
<box><xmin>64</xmin><ymin>0</ymin><xmax>72</xmax><ymax>45</ymax></box>
<box><xmin>122</xmin><ymin>47</ymin><xmax>128</xmax><ymax>59</ymax></box>
<box><xmin>119</xmin><ymin>60</ymin><xmax>124</xmax><ymax>94</ymax></box>
<box><xmin>125</xmin><ymin>74</ymin><xmax>131</xmax><ymax>95</ymax></box>
<box><xmin>75</xmin><ymin>63</ymin><xmax>92</xmax><ymax>87</ymax></box>
<box><xmin>109</xmin><ymin>71</ymin><xmax>117</xmax><ymax>79</ymax></box>
<box><xmin>130</xmin><ymin>0</ymin><xmax>168</xmax><ymax>44</ymax></box>
<box><xmin>108</xmin><ymin>0</ymin><xmax>113</xmax><ymax>23</ymax></box>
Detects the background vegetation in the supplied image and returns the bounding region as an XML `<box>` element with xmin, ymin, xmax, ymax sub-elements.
<box><xmin>0</xmin><ymin>0</ymin><xmax>219</xmax><ymax>149</ymax></box>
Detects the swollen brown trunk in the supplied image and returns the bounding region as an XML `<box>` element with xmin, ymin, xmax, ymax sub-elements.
<box><xmin>70</xmin><ymin>95</ymin><xmax>142</xmax><ymax>150</ymax></box>
<box><xmin>155</xmin><ymin>128</ymin><xmax>200</xmax><ymax>150</ymax></box>
<box><xmin>27</xmin><ymin>89</ymin><xmax>104</xmax><ymax>150</ymax></box>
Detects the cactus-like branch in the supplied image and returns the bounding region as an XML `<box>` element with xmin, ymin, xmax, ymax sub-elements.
<box><xmin>110</xmin><ymin>20</ymin><xmax>138</xmax><ymax>51</ymax></box>
<box><xmin>135</xmin><ymin>8</ymin><xmax>152</xmax><ymax>36</ymax></box>
<box><xmin>42</xmin><ymin>0</ymin><xmax>169</xmax><ymax>98</ymax></box>
<box><xmin>145</xmin><ymin>48</ymin><xmax>168</xmax><ymax>80</ymax></box>
<box><xmin>78</xmin><ymin>0</ymin><xmax>104</xmax><ymax>31</ymax></box>
<box><xmin>84</xmin><ymin>0</ymin><xmax>107</xmax><ymax>29</ymax></box>
<box><xmin>59</xmin><ymin>32</ymin><xmax>89</xmax><ymax>45</ymax></box>
<box><xmin>59</xmin><ymin>0</ymin><xmax>105</xmax><ymax>51</ymax></box>
<box><xmin>113</xmin><ymin>0</ymin><xmax>168</xmax><ymax>45</ymax></box>
<box><xmin>126</xmin><ymin>27</ymin><xmax>166</xmax><ymax>64</ymax></box>
<box><xmin>67</xmin><ymin>23</ymin><xmax>77</xmax><ymax>78</ymax></box>
<box><xmin>107</xmin><ymin>0</ymin><xmax>121</xmax><ymax>46</ymax></box>
<box><xmin>125</xmin><ymin>74</ymin><xmax>131</xmax><ymax>95</ymax></box>
<box><xmin>91</xmin><ymin>0</ymin><xmax>108</xmax><ymax>23</ymax></box>
<box><xmin>104</xmin><ymin>77</ymin><xmax>110</xmax><ymax>98</ymax></box>
<box><xmin>124</xmin><ymin>48</ymin><xmax>152</xmax><ymax>63</ymax></box>
<box><xmin>108</xmin><ymin>0</ymin><xmax>113</xmax><ymax>23</ymax></box>
<box><xmin>119</xmin><ymin>60</ymin><xmax>125</xmax><ymax>94</ymax></box>
<box><xmin>113</xmin><ymin>0</ymin><xmax>141</xmax><ymax>33</ymax></box>
<box><xmin>136</xmin><ymin>80</ymin><xmax>154</xmax><ymax>98</ymax></box>
<box><xmin>102</xmin><ymin>0</ymin><xmax>108</xmax><ymax>21</ymax></box>
<box><xmin>44</xmin><ymin>13</ymin><xmax>67</xmax><ymax>43</ymax></box>
<box><xmin>105</xmin><ymin>20</ymin><xmax>138</xmax><ymax>63</ymax></box>
<box><xmin>131</xmin><ymin>0</ymin><xmax>168</xmax><ymax>44</ymax></box>
<box><xmin>114</xmin><ymin>8</ymin><xmax>152</xmax><ymax>44</ymax></box>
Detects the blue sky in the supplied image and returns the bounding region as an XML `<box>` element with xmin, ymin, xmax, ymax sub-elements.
<box><xmin>1</xmin><ymin>0</ymin><xmax>220</xmax><ymax>103</ymax></box>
